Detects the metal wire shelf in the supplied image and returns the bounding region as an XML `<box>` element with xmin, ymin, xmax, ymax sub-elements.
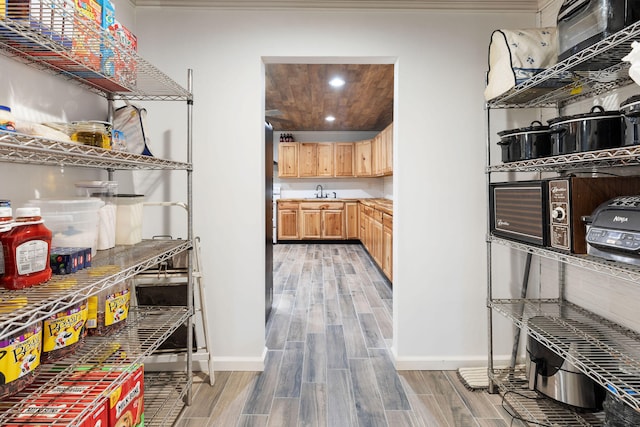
<box><xmin>487</xmin><ymin>21</ymin><xmax>640</xmax><ymax>108</ymax></box>
<box><xmin>0</xmin><ymin>131</ymin><xmax>192</xmax><ymax>170</ymax></box>
<box><xmin>0</xmin><ymin>306</ymin><xmax>192</xmax><ymax>426</ymax></box>
<box><xmin>490</xmin><ymin>368</ymin><xmax>605</xmax><ymax>426</ymax></box>
<box><xmin>0</xmin><ymin>239</ymin><xmax>192</xmax><ymax>339</ymax></box>
<box><xmin>490</xmin><ymin>299</ymin><xmax>640</xmax><ymax>411</ymax></box>
<box><xmin>0</xmin><ymin>1</ymin><xmax>191</xmax><ymax>101</ymax></box>
<box><xmin>143</xmin><ymin>372</ymin><xmax>191</xmax><ymax>427</ymax></box>
<box><xmin>489</xmin><ymin>236</ymin><xmax>640</xmax><ymax>283</ymax></box>
<box><xmin>487</xmin><ymin>145</ymin><xmax>640</xmax><ymax>173</ymax></box>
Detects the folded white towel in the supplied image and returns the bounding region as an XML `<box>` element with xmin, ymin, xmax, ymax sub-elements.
<box><xmin>484</xmin><ymin>27</ymin><xmax>558</xmax><ymax>101</ymax></box>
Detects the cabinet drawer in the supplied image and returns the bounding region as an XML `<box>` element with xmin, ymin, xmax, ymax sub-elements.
<box><xmin>300</xmin><ymin>202</ymin><xmax>344</xmax><ymax>210</ymax></box>
<box><xmin>278</xmin><ymin>202</ymin><xmax>300</xmax><ymax>210</ymax></box>
<box><xmin>372</xmin><ymin>209</ymin><xmax>383</xmax><ymax>223</ymax></box>
<box><xmin>362</xmin><ymin>205</ymin><xmax>374</xmax><ymax>216</ymax></box>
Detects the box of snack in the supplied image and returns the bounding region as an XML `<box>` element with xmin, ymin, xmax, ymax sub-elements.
<box><xmin>72</xmin><ymin>0</ymin><xmax>101</xmax><ymax>72</ymax></box>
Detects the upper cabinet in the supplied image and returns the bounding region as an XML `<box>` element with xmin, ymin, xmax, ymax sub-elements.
<box><xmin>278</xmin><ymin>142</ymin><xmax>298</xmax><ymax>177</ymax></box>
<box><xmin>277</xmin><ymin>123</ymin><xmax>393</xmax><ymax>178</ymax></box>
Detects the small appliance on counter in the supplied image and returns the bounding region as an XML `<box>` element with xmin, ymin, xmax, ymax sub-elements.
<box><xmin>557</xmin><ymin>0</ymin><xmax>640</xmax><ymax>67</ymax></box>
<box><xmin>526</xmin><ymin>329</ymin><xmax>606</xmax><ymax>410</ymax></box>
<box><xmin>586</xmin><ymin>195</ymin><xmax>640</xmax><ymax>265</ymax></box>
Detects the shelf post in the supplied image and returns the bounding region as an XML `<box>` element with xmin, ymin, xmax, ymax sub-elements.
<box><xmin>186</xmin><ymin>68</ymin><xmax>194</xmax><ymax>406</ymax></box>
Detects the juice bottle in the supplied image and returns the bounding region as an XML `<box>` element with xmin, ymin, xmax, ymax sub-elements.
<box><xmin>0</xmin><ymin>207</ymin><xmax>53</xmax><ymax>290</ymax></box>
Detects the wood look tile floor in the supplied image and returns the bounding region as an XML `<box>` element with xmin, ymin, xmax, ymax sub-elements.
<box><xmin>176</xmin><ymin>243</ymin><xmax>522</xmax><ymax>427</ymax></box>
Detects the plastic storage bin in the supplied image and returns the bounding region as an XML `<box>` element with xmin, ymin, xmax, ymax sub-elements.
<box><xmin>75</xmin><ymin>181</ymin><xmax>118</xmax><ymax>250</ymax></box>
<box><xmin>26</xmin><ymin>198</ymin><xmax>104</xmax><ymax>256</ymax></box>
<box><xmin>115</xmin><ymin>194</ymin><xmax>144</xmax><ymax>245</ymax></box>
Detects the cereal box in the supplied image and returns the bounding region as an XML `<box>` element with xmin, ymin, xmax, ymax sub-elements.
<box><xmin>73</xmin><ymin>0</ymin><xmax>101</xmax><ymax>72</ymax></box>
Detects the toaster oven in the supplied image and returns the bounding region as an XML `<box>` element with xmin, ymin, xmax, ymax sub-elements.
<box><xmin>557</xmin><ymin>0</ymin><xmax>640</xmax><ymax>65</ymax></box>
<box><xmin>490</xmin><ymin>177</ymin><xmax>640</xmax><ymax>251</ymax></box>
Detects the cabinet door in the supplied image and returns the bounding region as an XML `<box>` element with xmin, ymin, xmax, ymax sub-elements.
<box><xmin>335</xmin><ymin>143</ymin><xmax>354</xmax><ymax>177</ymax></box>
<box><xmin>298</xmin><ymin>143</ymin><xmax>318</xmax><ymax>177</ymax></box>
<box><xmin>354</xmin><ymin>140</ymin><xmax>372</xmax><ymax>177</ymax></box>
<box><xmin>301</xmin><ymin>210</ymin><xmax>322</xmax><ymax>239</ymax></box>
<box><xmin>372</xmin><ymin>216</ymin><xmax>383</xmax><ymax>266</ymax></box>
<box><xmin>345</xmin><ymin>202</ymin><xmax>359</xmax><ymax>239</ymax></box>
<box><xmin>383</xmin><ymin>123</ymin><xmax>393</xmax><ymax>175</ymax></box>
<box><xmin>278</xmin><ymin>143</ymin><xmax>298</xmax><ymax>178</ymax></box>
<box><xmin>322</xmin><ymin>209</ymin><xmax>345</xmax><ymax>239</ymax></box>
<box><xmin>317</xmin><ymin>143</ymin><xmax>334</xmax><ymax>177</ymax></box>
<box><xmin>372</xmin><ymin>134</ymin><xmax>384</xmax><ymax>176</ymax></box>
<box><xmin>382</xmin><ymin>213</ymin><xmax>392</xmax><ymax>281</ymax></box>
<box><xmin>278</xmin><ymin>208</ymin><xmax>300</xmax><ymax>240</ymax></box>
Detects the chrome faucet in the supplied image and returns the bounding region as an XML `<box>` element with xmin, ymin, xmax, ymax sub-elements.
<box><xmin>315</xmin><ymin>184</ymin><xmax>326</xmax><ymax>198</ymax></box>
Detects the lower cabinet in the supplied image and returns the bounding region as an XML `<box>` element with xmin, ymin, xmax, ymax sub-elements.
<box><xmin>278</xmin><ymin>201</ymin><xmax>300</xmax><ymax>240</ymax></box>
<box><xmin>382</xmin><ymin>213</ymin><xmax>392</xmax><ymax>281</ymax></box>
<box><xmin>300</xmin><ymin>202</ymin><xmax>345</xmax><ymax>239</ymax></box>
<box><xmin>345</xmin><ymin>202</ymin><xmax>359</xmax><ymax>239</ymax></box>
<box><xmin>359</xmin><ymin>203</ymin><xmax>392</xmax><ymax>282</ymax></box>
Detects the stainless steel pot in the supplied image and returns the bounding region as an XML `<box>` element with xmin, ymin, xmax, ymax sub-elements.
<box><xmin>497</xmin><ymin>121</ymin><xmax>552</xmax><ymax>163</ymax></box>
<box><xmin>548</xmin><ymin>106</ymin><xmax>625</xmax><ymax>155</ymax></box>
<box><xmin>526</xmin><ymin>333</ymin><xmax>606</xmax><ymax>410</ymax></box>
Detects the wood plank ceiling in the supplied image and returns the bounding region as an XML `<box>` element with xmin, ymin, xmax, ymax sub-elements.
<box><xmin>265</xmin><ymin>64</ymin><xmax>394</xmax><ymax>132</ymax></box>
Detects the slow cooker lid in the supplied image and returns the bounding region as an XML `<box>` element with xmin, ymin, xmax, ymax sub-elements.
<box><xmin>498</xmin><ymin>121</ymin><xmax>550</xmax><ymax>137</ymax></box>
<box><xmin>548</xmin><ymin>106</ymin><xmax>622</xmax><ymax>126</ymax></box>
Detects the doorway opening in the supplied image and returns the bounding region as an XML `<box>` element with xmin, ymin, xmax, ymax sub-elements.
<box><xmin>263</xmin><ymin>57</ymin><xmax>396</xmax><ymax>352</ymax></box>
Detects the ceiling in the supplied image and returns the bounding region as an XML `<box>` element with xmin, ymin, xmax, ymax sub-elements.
<box><xmin>265</xmin><ymin>64</ymin><xmax>394</xmax><ymax>132</ymax></box>
<box><xmin>132</xmin><ymin>0</ymin><xmax>539</xmax><ymax>11</ymax></box>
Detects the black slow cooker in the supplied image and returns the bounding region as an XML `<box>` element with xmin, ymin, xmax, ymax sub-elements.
<box><xmin>548</xmin><ymin>106</ymin><xmax>625</xmax><ymax>155</ymax></box>
<box><xmin>497</xmin><ymin>121</ymin><xmax>552</xmax><ymax>163</ymax></box>
<box><xmin>620</xmin><ymin>95</ymin><xmax>640</xmax><ymax>147</ymax></box>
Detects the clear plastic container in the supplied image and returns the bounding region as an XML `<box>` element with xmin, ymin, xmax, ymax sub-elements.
<box><xmin>75</xmin><ymin>181</ymin><xmax>118</xmax><ymax>250</ymax></box>
<box><xmin>0</xmin><ymin>297</ymin><xmax>42</xmax><ymax>399</ymax></box>
<box><xmin>26</xmin><ymin>198</ymin><xmax>104</xmax><ymax>256</ymax></box>
<box><xmin>86</xmin><ymin>280</ymin><xmax>131</xmax><ymax>336</ymax></box>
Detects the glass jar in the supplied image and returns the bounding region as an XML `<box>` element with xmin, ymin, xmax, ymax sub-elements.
<box><xmin>41</xmin><ymin>295</ymin><xmax>88</xmax><ymax>363</ymax></box>
<box><xmin>86</xmin><ymin>280</ymin><xmax>131</xmax><ymax>336</ymax></box>
<box><xmin>71</xmin><ymin>121</ymin><xmax>112</xmax><ymax>149</ymax></box>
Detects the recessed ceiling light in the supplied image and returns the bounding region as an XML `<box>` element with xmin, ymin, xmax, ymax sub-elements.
<box><xmin>329</xmin><ymin>77</ymin><xmax>345</xmax><ymax>88</ymax></box>
<box><xmin>325</xmin><ymin>116</ymin><xmax>336</xmax><ymax>122</ymax></box>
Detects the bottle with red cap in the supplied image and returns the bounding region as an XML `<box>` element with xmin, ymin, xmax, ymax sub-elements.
<box><xmin>0</xmin><ymin>206</ymin><xmax>52</xmax><ymax>290</ymax></box>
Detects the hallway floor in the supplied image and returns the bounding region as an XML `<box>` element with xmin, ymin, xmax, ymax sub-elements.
<box><xmin>175</xmin><ymin>243</ymin><xmax>522</xmax><ymax>426</ymax></box>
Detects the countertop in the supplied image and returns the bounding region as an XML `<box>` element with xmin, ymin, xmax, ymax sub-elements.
<box><xmin>278</xmin><ymin>197</ymin><xmax>393</xmax><ymax>215</ymax></box>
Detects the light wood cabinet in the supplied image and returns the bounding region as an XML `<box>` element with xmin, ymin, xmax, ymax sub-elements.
<box><xmin>359</xmin><ymin>202</ymin><xmax>392</xmax><ymax>282</ymax></box>
<box><xmin>382</xmin><ymin>213</ymin><xmax>392</xmax><ymax>281</ymax></box>
<box><xmin>298</xmin><ymin>143</ymin><xmax>318</xmax><ymax>177</ymax></box>
<box><xmin>278</xmin><ymin>142</ymin><xmax>298</xmax><ymax>178</ymax></box>
<box><xmin>317</xmin><ymin>143</ymin><xmax>334</xmax><ymax>177</ymax></box>
<box><xmin>383</xmin><ymin>123</ymin><xmax>393</xmax><ymax>175</ymax></box>
<box><xmin>345</xmin><ymin>202</ymin><xmax>359</xmax><ymax>239</ymax></box>
<box><xmin>372</xmin><ymin>133</ymin><xmax>384</xmax><ymax>177</ymax></box>
<box><xmin>300</xmin><ymin>201</ymin><xmax>345</xmax><ymax>239</ymax></box>
<box><xmin>277</xmin><ymin>201</ymin><xmax>300</xmax><ymax>240</ymax></box>
<box><xmin>334</xmin><ymin>142</ymin><xmax>354</xmax><ymax>177</ymax></box>
<box><xmin>355</xmin><ymin>139</ymin><xmax>372</xmax><ymax>177</ymax></box>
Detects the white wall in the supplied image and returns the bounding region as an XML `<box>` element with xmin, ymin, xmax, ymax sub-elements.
<box><xmin>131</xmin><ymin>7</ymin><xmax>536</xmax><ymax>370</ymax></box>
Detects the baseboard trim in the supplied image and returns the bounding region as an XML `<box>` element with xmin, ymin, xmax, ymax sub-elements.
<box><xmin>390</xmin><ymin>350</ymin><xmax>514</xmax><ymax>370</ymax></box>
<box><xmin>212</xmin><ymin>347</ymin><xmax>268</xmax><ymax>371</ymax></box>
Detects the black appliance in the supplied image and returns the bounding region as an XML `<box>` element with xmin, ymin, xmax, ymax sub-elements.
<box><xmin>526</xmin><ymin>333</ymin><xmax>606</xmax><ymax>410</ymax></box>
<box><xmin>586</xmin><ymin>195</ymin><xmax>640</xmax><ymax>265</ymax></box>
<box><xmin>557</xmin><ymin>0</ymin><xmax>640</xmax><ymax>66</ymax></box>
<box><xmin>497</xmin><ymin>121</ymin><xmax>552</xmax><ymax>163</ymax></box>
<box><xmin>548</xmin><ymin>106</ymin><xmax>625</xmax><ymax>155</ymax></box>
<box><xmin>620</xmin><ymin>95</ymin><xmax>640</xmax><ymax>146</ymax></box>
<box><xmin>490</xmin><ymin>177</ymin><xmax>640</xmax><ymax>251</ymax></box>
